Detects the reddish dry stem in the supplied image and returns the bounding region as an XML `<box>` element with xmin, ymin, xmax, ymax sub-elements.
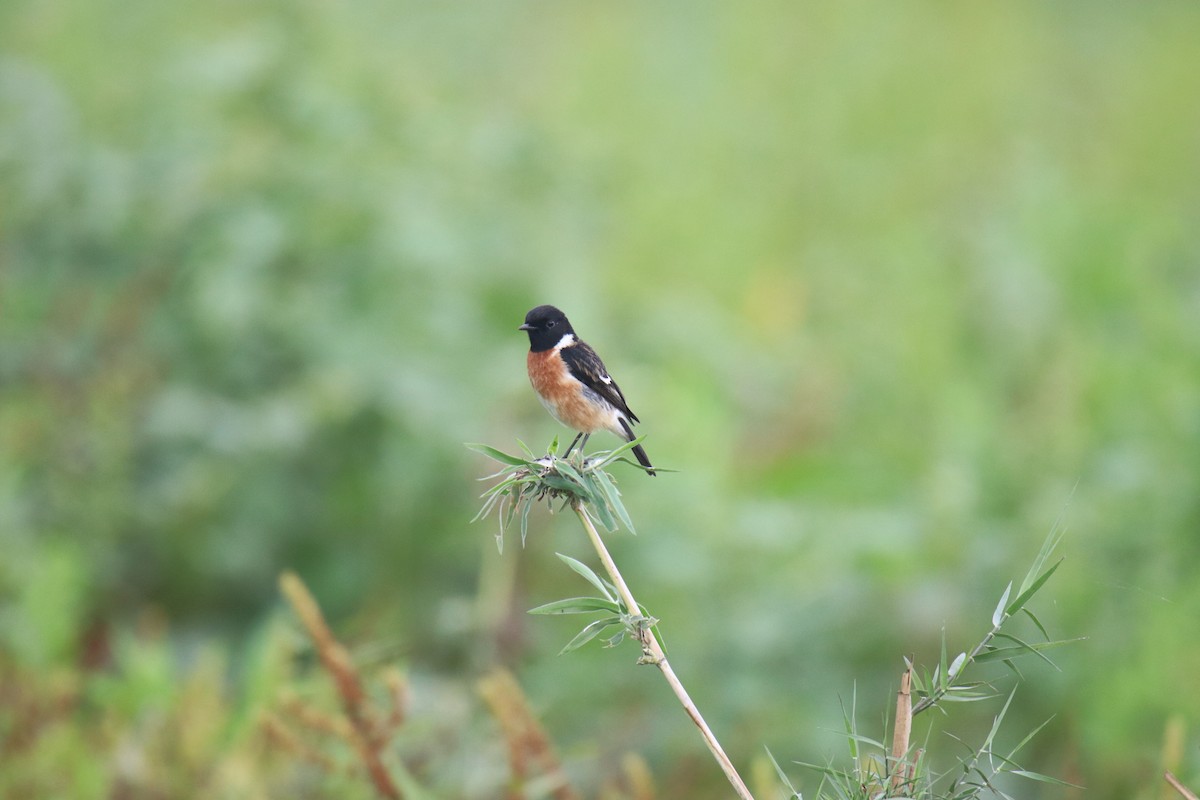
<box><xmin>478</xmin><ymin>668</ymin><xmax>582</xmax><ymax>800</ymax></box>
<box><xmin>280</xmin><ymin>572</ymin><xmax>401</xmax><ymax>800</ymax></box>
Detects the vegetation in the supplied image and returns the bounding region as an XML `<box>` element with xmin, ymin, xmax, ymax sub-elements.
<box><xmin>3</xmin><ymin>0</ymin><xmax>1200</xmax><ymax>797</ymax></box>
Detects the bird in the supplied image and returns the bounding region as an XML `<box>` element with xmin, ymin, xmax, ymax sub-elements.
<box><xmin>519</xmin><ymin>304</ymin><xmax>655</xmax><ymax>476</ymax></box>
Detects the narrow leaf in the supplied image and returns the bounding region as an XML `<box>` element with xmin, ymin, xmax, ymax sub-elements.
<box><xmin>1006</xmin><ymin>558</ymin><xmax>1063</xmax><ymax>617</ymax></box>
<box><xmin>559</xmin><ymin>617</ymin><xmax>620</xmax><ymax>654</ymax></box>
<box><xmin>1022</xmin><ymin>607</ymin><xmax>1051</xmax><ymax>641</ymax></box>
<box><xmin>1009</xmin><ymin>770</ymin><xmax>1082</xmax><ymax>788</ymax></box>
<box><xmin>948</xmin><ymin>651</ymin><xmax>967</xmax><ymax>680</ymax></box>
<box><xmin>528</xmin><ymin>597</ymin><xmax>622</xmax><ymax>615</ymax></box>
<box><xmin>465</xmin><ymin>443</ymin><xmax>531</xmax><ymax>466</ymax></box>
<box><xmin>992</xmin><ymin>582</ymin><xmax>1013</xmax><ymax>627</ymax></box>
<box><xmin>555</xmin><ymin>553</ymin><xmax>615</xmax><ymax>601</ymax></box>
<box><xmin>592</xmin><ymin>468</ymin><xmax>636</xmax><ymax>534</ymax></box>
<box><xmin>588</xmin><ymin>435</ymin><xmax>647</xmax><ymax>469</ymax></box>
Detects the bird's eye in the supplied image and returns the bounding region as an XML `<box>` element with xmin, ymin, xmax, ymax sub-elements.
<box><xmin>547</xmin><ymin>320</ymin><xmax>557</xmax><ymax>328</ymax></box>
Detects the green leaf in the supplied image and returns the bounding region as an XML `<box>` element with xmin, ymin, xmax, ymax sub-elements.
<box><xmin>948</xmin><ymin>651</ymin><xmax>966</xmax><ymax>680</ymax></box>
<box><xmin>1006</xmin><ymin>558</ymin><xmax>1063</xmax><ymax>618</ymax></box>
<box><xmin>1009</xmin><ymin>770</ymin><xmax>1082</xmax><ymax>788</ymax></box>
<box><xmin>587</xmin><ymin>435</ymin><xmax>647</xmax><ymax>469</ymax></box>
<box><xmin>559</xmin><ymin>617</ymin><xmax>620</xmax><ymax>654</ymax></box>
<box><xmin>1022</xmin><ymin>607</ymin><xmax>1051</xmax><ymax>641</ymax></box>
<box><xmin>552</xmin><ymin>458</ymin><xmax>586</xmax><ymax>487</ymax></box>
<box><xmin>763</xmin><ymin>747</ymin><xmax>802</xmax><ymax>799</ymax></box>
<box><xmin>519</xmin><ymin>493</ymin><xmax>534</xmax><ymax>546</ymax></box>
<box><xmin>591</xmin><ymin>468</ymin><xmax>636</xmax><ymax>534</ymax></box>
<box><xmin>1005</xmin><ymin>715</ymin><xmax>1055</xmax><ymax>760</ymax></box>
<box><xmin>528</xmin><ymin>597</ymin><xmax>622</xmax><ymax>615</ymax></box>
<box><xmin>555</xmin><ymin>553</ymin><xmax>615</xmax><ymax>602</ymax></box>
<box><xmin>541</xmin><ymin>475</ymin><xmax>580</xmax><ymax>494</ymax></box>
<box><xmin>992</xmin><ymin>632</ymin><xmax>1064</xmax><ymax>670</ymax></box>
<box><xmin>992</xmin><ymin>581</ymin><xmax>1013</xmax><ymax>627</ymax></box>
<box><xmin>611</xmin><ymin>457</ymin><xmax>676</xmax><ymax>473</ymax></box>
<box><xmin>938</xmin><ymin>689</ymin><xmax>997</xmax><ymax>703</ymax></box>
<box><xmin>1018</xmin><ymin>520</ymin><xmax>1067</xmax><ymax>598</ymax></box>
<box><xmin>839</xmin><ymin>687</ymin><xmax>859</xmax><ymax>763</ymax></box>
<box><xmin>588</xmin><ymin>491</ymin><xmax>618</xmax><ymax>531</ymax></box>
<box><xmin>465</xmin><ymin>443</ymin><xmax>531</xmax><ymax>466</ymax></box>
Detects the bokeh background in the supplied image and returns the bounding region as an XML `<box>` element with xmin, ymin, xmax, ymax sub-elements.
<box><xmin>3</xmin><ymin>1</ymin><xmax>1198</xmax><ymax>797</ymax></box>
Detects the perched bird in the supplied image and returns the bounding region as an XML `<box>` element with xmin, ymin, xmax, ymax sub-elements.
<box><xmin>519</xmin><ymin>304</ymin><xmax>655</xmax><ymax>476</ymax></box>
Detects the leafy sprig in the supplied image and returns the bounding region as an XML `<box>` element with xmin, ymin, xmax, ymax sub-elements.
<box><xmin>773</xmin><ymin>527</ymin><xmax>1081</xmax><ymax>799</ymax></box>
<box><xmin>467</xmin><ymin>436</ymin><xmax>658</xmax><ymax>551</ymax></box>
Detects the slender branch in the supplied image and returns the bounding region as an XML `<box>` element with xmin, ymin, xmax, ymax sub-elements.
<box><xmin>912</xmin><ymin>618</ymin><xmax>1002</xmax><ymax>716</ymax></box>
<box><xmin>1166</xmin><ymin>771</ymin><xmax>1200</xmax><ymax>800</ymax></box>
<box><xmin>571</xmin><ymin>500</ymin><xmax>755</xmax><ymax>800</ymax></box>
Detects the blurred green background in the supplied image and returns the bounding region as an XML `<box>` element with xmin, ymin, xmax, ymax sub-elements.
<box><xmin>3</xmin><ymin>0</ymin><xmax>1199</xmax><ymax>797</ymax></box>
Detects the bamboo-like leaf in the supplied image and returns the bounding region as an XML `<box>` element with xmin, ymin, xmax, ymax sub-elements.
<box><xmin>1005</xmin><ymin>715</ymin><xmax>1055</xmax><ymax>761</ymax></box>
<box><xmin>528</xmin><ymin>597</ymin><xmax>622</xmax><ymax>615</ymax></box>
<box><xmin>1022</xmin><ymin>607</ymin><xmax>1051</xmax><ymax>641</ymax></box>
<box><xmin>519</xmin><ymin>492</ymin><xmax>534</xmax><ymax>546</ymax></box>
<box><xmin>764</xmin><ymin>747</ymin><xmax>803</xmax><ymax>799</ymax></box>
<box><xmin>1009</xmin><ymin>770</ymin><xmax>1082</xmax><ymax>788</ymax></box>
<box><xmin>1018</xmin><ymin>521</ymin><xmax>1066</xmax><ymax>597</ymax></box>
<box><xmin>591</xmin><ymin>468</ymin><xmax>635</xmax><ymax>534</ymax></box>
<box><xmin>1006</xmin><ymin>558</ymin><xmax>1063</xmax><ymax>618</ymax></box>
<box><xmin>839</xmin><ymin>689</ymin><xmax>859</xmax><ymax>763</ymax></box>
<box><xmin>465</xmin><ymin>443</ymin><xmax>531</xmax><ymax>466</ymax></box>
<box><xmin>948</xmin><ymin>651</ymin><xmax>967</xmax><ymax>680</ymax></box>
<box><xmin>559</xmin><ymin>617</ymin><xmax>620</xmax><ymax>654</ymax></box>
<box><xmin>938</xmin><ymin>690</ymin><xmax>998</xmax><ymax>703</ymax></box>
<box><xmin>587</xmin><ymin>435</ymin><xmax>647</xmax><ymax>469</ymax></box>
<box><xmin>611</xmin><ymin>457</ymin><xmax>675</xmax><ymax>473</ymax></box>
<box><xmin>552</xmin><ymin>457</ymin><xmax>585</xmax><ymax>486</ymax></box>
<box><xmin>992</xmin><ymin>632</ymin><xmax>1063</xmax><ymax>670</ymax></box>
<box><xmin>589</xmin><ymin>491</ymin><xmax>618</xmax><ymax>531</ymax></box>
<box><xmin>555</xmin><ymin>553</ymin><xmax>615</xmax><ymax>601</ymax></box>
<box><xmin>603</xmin><ymin>629</ymin><xmax>625</xmax><ymax>648</ymax></box>
<box><xmin>992</xmin><ymin>581</ymin><xmax>1013</xmax><ymax>627</ymax></box>
<box><xmin>982</xmin><ymin>689</ymin><xmax>1017</xmax><ymax>751</ymax></box>
<box><xmin>541</xmin><ymin>475</ymin><xmax>580</xmax><ymax>495</ymax></box>
<box><xmin>974</xmin><ymin>635</ymin><xmax>1083</xmax><ymax>665</ymax></box>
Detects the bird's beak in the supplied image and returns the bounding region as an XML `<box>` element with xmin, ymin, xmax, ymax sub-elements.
<box><xmin>518</xmin><ymin>323</ymin><xmax>534</xmax><ymax>331</ymax></box>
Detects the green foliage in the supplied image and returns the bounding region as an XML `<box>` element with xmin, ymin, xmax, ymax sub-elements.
<box><xmin>469</xmin><ymin>437</ymin><xmax>653</xmax><ymax>549</ymax></box>
<box><xmin>528</xmin><ymin>553</ymin><xmax>663</xmax><ymax>657</ymax></box>
<box><xmin>780</xmin><ymin>533</ymin><xmax>1081</xmax><ymax>799</ymax></box>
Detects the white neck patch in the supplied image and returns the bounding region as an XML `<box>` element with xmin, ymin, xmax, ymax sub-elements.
<box><xmin>553</xmin><ymin>333</ymin><xmax>576</xmax><ymax>351</ymax></box>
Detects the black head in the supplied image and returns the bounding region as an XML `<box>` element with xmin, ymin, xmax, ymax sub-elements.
<box><xmin>519</xmin><ymin>305</ymin><xmax>575</xmax><ymax>352</ymax></box>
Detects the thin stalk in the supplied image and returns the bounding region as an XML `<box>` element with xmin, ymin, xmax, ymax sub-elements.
<box><xmin>571</xmin><ymin>500</ymin><xmax>755</xmax><ymax>800</ymax></box>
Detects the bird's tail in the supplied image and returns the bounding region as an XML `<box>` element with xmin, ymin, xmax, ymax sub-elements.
<box><xmin>618</xmin><ymin>418</ymin><xmax>656</xmax><ymax>477</ymax></box>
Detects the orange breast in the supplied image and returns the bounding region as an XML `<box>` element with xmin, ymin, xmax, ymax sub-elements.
<box><xmin>527</xmin><ymin>350</ymin><xmax>615</xmax><ymax>434</ymax></box>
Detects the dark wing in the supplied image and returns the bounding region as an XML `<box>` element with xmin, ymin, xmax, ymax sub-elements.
<box><xmin>560</xmin><ymin>340</ymin><xmax>640</xmax><ymax>423</ymax></box>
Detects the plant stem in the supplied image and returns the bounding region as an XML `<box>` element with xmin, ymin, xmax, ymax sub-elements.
<box><xmin>571</xmin><ymin>500</ymin><xmax>755</xmax><ymax>800</ymax></box>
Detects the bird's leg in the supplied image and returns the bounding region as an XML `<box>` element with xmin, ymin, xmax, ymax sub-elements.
<box><xmin>575</xmin><ymin>434</ymin><xmax>591</xmax><ymax>467</ymax></box>
<box><xmin>563</xmin><ymin>431</ymin><xmax>584</xmax><ymax>457</ymax></box>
